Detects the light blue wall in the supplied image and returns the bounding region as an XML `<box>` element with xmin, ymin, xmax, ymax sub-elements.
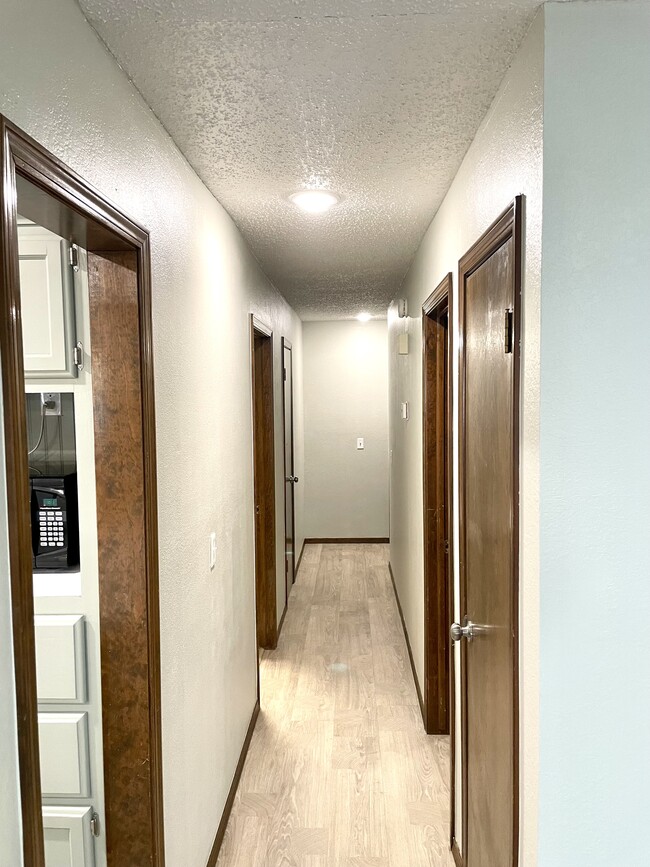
<box><xmin>539</xmin><ymin>3</ymin><xmax>650</xmax><ymax>863</ymax></box>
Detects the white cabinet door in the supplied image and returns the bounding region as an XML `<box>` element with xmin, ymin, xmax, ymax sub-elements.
<box><xmin>43</xmin><ymin>806</ymin><xmax>95</xmax><ymax>867</ymax></box>
<box><xmin>35</xmin><ymin>615</ymin><xmax>87</xmax><ymax>703</ymax></box>
<box><xmin>39</xmin><ymin>712</ymin><xmax>91</xmax><ymax>797</ymax></box>
<box><xmin>18</xmin><ymin>227</ymin><xmax>77</xmax><ymax>378</ymax></box>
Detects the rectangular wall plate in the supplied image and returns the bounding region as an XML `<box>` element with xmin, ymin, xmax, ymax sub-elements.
<box><xmin>41</xmin><ymin>391</ymin><xmax>62</xmax><ymax>416</ymax></box>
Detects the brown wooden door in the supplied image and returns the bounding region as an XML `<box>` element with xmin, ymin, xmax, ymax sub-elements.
<box><xmin>252</xmin><ymin>318</ymin><xmax>277</xmax><ymax>649</ymax></box>
<box><xmin>459</xmin><ymin>200</ymin><xmax>521</xmax><ymax>867</ymax></box>
<box><xmin>422</xmin><ymin>274</ymin><xmax>453</xmax><ymax>737</ymax></box>
<box><xmin>282</xmin><ymin>339</ymin><xmax>296</xmax><ymax>599</ymax></box>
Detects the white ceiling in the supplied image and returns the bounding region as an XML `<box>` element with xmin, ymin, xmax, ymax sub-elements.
<box><xmin>79</xmin><ymin>0</ymin><xmax>543</xmax><ymax>319</ymax></box>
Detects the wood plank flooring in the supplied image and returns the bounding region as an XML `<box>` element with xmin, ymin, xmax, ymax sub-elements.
<box><xmin>217</xmin><ymin>543</ymin><xmax>454</xmax><ymax>867</ymax></box>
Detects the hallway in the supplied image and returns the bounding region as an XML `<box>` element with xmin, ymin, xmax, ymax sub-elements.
<box><xmin>217</xmin><ymin>543</ymin><xmax>453</xmax><ymax>867</ymax></box>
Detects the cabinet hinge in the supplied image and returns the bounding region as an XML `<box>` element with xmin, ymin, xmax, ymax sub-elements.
<box><xmin>73</xmin><ymin>341</ymin><xmax>84</xmax><ymax>371</ymax></box>
<box><xmin>504</xmin><ymin>308</ymin><xmax>514</xmax><ymax>354</ymax></box>
<box><xmin>68</xmin><ymin>244</ymin><xmax>80</xmax><ymax>272</ymax></box>
<box><xmin>90</xmin><ymin>812</ymin><xmax>100</xmax><ymax>837</ymax></box>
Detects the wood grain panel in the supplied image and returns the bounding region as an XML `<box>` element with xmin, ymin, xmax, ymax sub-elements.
<box><xmin>422</xmin><ymin>274</ymin><xmax>453</xmax><ymax>737</ymax></box>
<box><xmin>88</xmin><ymin>251</ymin><xmax>154</xmax><ymax>866</ymax></box>
<box><xmin>252</xmin><ymin>321</ymin><xmax>277</xmax><ymax>649</ymax></box>
<box><xmin>458</xmin><ymin>198</ymin><xmax>522</xmax><ymax>867</ymax></box>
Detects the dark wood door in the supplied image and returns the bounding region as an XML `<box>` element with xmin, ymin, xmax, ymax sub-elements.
<box><xmin>459</xmin><ymin>200</ymin><xmax>521</xmax><ymax>867</ymax></box>
<box><xmin>422</xmin><ymin>274</ymin><xmax>452</xmax><ymax>737</ymax></box>
<box><xmin>0</xmin><ymin>117</ymin><xmax>164</xmax><ymax>867</ymax></box>
<box><xmin>282</xmin><ymin>339</ymin><xmax>296</xmax><ymax>598</ymax></box>
<box><xmin>252</xmin><ymin>320</ymin><xmax>277</xmax><ymax>649</ymax></box>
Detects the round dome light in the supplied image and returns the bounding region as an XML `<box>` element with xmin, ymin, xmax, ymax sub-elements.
<box><xmin>290</xmin><ymin>190</ymin><xmax>339</xmax><ymax>214</ymax></box>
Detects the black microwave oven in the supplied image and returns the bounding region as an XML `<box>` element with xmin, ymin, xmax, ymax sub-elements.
<box><xmin>30</xmin><ymin>474</ymin><xmax>79</xmax><ymax>572</ymax></box>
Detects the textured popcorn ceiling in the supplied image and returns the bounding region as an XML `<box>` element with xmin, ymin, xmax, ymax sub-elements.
<box><xmin>79</xmin><ymin>0</ymin><xmax>543</xmax><ymax>319</ymax></box>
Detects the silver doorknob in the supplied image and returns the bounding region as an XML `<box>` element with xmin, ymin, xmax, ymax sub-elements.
<box><xmin>450</xmin><ymin>621</ymin><xmax>474</xmax><ymax>643</ymax></box>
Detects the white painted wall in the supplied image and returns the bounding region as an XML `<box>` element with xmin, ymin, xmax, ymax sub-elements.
<box><xmin>303</xmin><ymin>320</ymin><xmax>389</xmax><ymax>540</ymax></box>
<box><xmin>388</xmin><ymin>12</ymin><xmax>543</xmax><ymax>862</ymax></box>
<box><xmin>0</xmin><ymin>1</ymin><xmax>303</xmax><ymax>865</ymax></box>
<box><xmin>538</xmin><ymin>3</ymin><xmax>650</xmax><ymax>864</ymax></box>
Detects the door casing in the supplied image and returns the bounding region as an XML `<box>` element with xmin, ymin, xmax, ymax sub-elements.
<box><xmin>0</xmin><ymin>115</ymin><xmax>165</xmax><ymax>867</ymax></box>
<box><xmin>457</xmin><ymin>197</ymin><xmax>522</xmax><ymax>867</ymax></box>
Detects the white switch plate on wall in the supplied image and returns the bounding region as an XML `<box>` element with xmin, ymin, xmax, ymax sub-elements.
<box><xmin>209</xmin><ymin>532</ymin><xmax>217</xmax><ymax>570</ymax></box>
<box><xmin>357</xmin><ymin>437</ymin><xmax>364</xmax><ymax>449</ymax></box>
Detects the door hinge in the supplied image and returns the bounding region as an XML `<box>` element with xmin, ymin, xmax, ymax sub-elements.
<box><xmin>90</xmin><ymin>812</ymin><xmax>100</xmax><ymax>837</ymax></box>
<box><xmin>73</xmin><ymin>341</ymin><xmax>84</xmax><ymax>371</ymax></box>
<box><xmin>504</xmin><ymin>308</ymin><xmax>514</xmax><ymax>354</ymax></box>
<box><xmin>283</xmin><ymin>367</ymin><xmax>287</xmax><ymax>382</ymax></box>
<box><xmin>68</xmin><ymin>244</ymin><xmax>80</xmax><ymax>272</ymax></box>
<box><xmin>444</xmin><ymin>539</ymin><xmax>450</xmax><ymax>555</ymax></box>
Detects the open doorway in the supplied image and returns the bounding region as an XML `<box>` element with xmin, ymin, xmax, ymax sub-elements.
<box><xmin>0</xmin><ymin>117</ymin><xmax>164</xmax><ymax>867</ymax></box>
<box><xmin>282</xmin><ymin>338</ymin><xmax>297</xmax><ymax>600</ymax></box>
<box><xmin>250</xmin><ymin>316</ymin><xmax>277</xmax><ymax>650</ymax></box>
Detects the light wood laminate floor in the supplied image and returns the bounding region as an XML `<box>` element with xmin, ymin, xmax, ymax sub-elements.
<box><xmin>217</xmin><ymin>543</ymin><xmax>454</xmax><ymax>867</ymax></box>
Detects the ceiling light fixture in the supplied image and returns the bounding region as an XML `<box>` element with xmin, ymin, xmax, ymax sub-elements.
<box><xmin>290</xmin><ymin>189</ymin><xmax>339</xmax><ymax>214</ymax></box>
<box><xmin>357</xmin><ymin>312</ymin><xmax>372</xmax><ymax>322</ymax></box>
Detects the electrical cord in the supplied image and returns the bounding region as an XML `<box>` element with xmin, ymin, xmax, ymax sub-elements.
<box><xmin>27</xmin><ymin>411</ymin><xmax>45</xmax><ymax>456</ymax></box>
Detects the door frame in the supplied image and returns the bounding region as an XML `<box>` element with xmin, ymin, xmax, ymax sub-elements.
<box><xmin>251</xmin><ymin>315</ymin><xmax>277</xmax><ymax>650</ymax></box>
<box><xmin>457</xmin><ymin>197</ymin><xmax>522</xmax><ymax>865</ymax></box>
<box><xmin>422</xmin><ymin>273</ymin><xmax>453</xmax><ymax>739</ymax></box>
<box><xmin>281</xmin><ymin>337</ymin><xmax>295</xmax><ymax>603</ymax></box>
<box><xmin>0</xmin><ymin>116</ymin><xmax>165</xmax><ymax>866</ymax></box>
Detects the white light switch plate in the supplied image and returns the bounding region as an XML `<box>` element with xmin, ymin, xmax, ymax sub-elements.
<box><xmin>209</xmin><ymin>532</ymin><xmax>217</xmax><ymax>570</ymax></box>
<box><xmin>357</xmin><ymin>437</ymin><xmax>364</xmax><ymax>449</ymax></box>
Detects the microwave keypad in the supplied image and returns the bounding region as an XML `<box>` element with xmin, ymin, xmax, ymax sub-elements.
<box><xmin>39</xmin><ymin>510</ymin><xmax>65</xmax><ymax>548</ymax></box>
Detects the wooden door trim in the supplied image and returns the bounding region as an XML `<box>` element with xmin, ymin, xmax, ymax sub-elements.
<box><xmin>457</xmin><ymin>196</ymin><xmax>522</xmax><ymax>866</ymax></box>
<box><xmin>281</xmin><ymin>337</ymin><xmax>295</xmax><ymax>604</ymax></box>
<box><xmin>421</xmin><ymin>273</ymin><xmax>453</xmax><ymax>735</ymax></box>
<box><xmin>251</xmin><ymin>315</ymin><xmax>277</xmax><ymax>651</ymax></box>
<box><xmin>0</xmin><ymin>115</ymin><xmax>164</xmax><ymax>867</ymax></box>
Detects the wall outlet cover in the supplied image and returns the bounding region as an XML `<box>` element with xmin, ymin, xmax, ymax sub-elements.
<box><xmin>41</xmin><ymin>392</ymin><xmax>62</xmax><ymax>416</ymax></box>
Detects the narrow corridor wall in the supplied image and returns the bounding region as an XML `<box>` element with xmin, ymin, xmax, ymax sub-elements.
<box><xmin>539</xmin><ymin>3</ymin><xmax>650</xmax><ymax>863</ymax></box>
<box><xmin>303</xmin><ymin>320</ymin><xmax>389</xmax><ymax>540</ymax></box>
<box><xmin>0</xmin><ymin>1</ymin><xmax>304</xmax><ymax>864</ymax></box>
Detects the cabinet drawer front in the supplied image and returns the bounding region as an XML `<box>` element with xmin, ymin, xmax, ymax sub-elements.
<box><xmin>43</xmin><ymin>805</ymin><xmax>95</xmax><ymax>867</ymax></box>
<box><xmin>35</xmin><ymin>614</ymin><xmax>87</xmax><ymax>703</ymax></box>
<box><xmin>39</xmin><ymin>712</ymin><xmax>91</xmax><ymax>797</ymax></box>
